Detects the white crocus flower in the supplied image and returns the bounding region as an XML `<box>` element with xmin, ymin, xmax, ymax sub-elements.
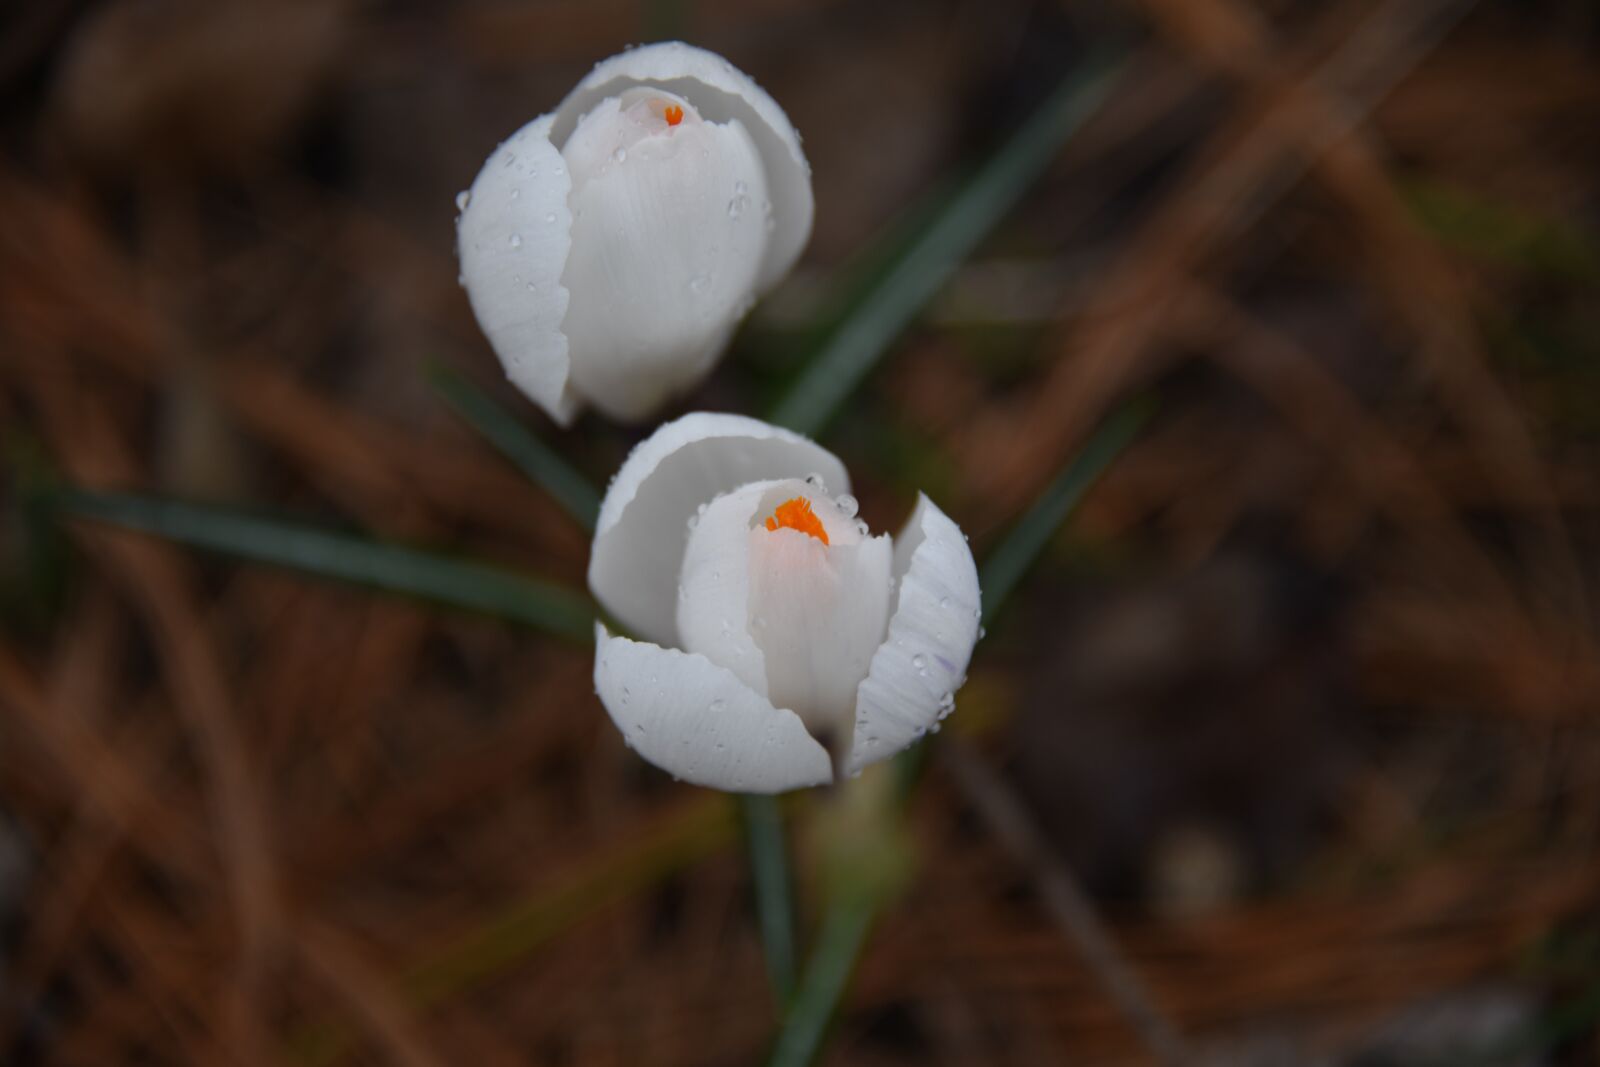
<box><xmin>588</xmin><ymin>413</ymin><xmax>982</xmax><ymax>792</ymax></box>
<box><xmin>456</xmin><ymin>42</ymin><xmax>812</xmax><ymax>425</ymax></box>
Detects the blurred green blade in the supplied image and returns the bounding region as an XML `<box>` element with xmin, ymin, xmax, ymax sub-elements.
<box><xmin>427</xmin><ymin>361</ymin><xmax>601</xmax><ymax>532</ymax></box>
<box><xmin>765</xmin><ymin>896</ymin><xmax>876</xmax><ymax>1067</ymax></box>
<box><xmin>741</xmin><ymin>793</ymin><xmax>798</xmax><ymax>1005</ymax></box>
<box><xmin>57</xmin><ymin>489</ymin><xmax>594</xmax><ymax>641</ymax></box>
<box><xmin>769</xmin><ymin>52</ymin><xmax>1123</xmax><ymax>437</ymax></box>
<box><xmin>979</xmin><ymin>401</ymin><xmax>1150</xmax><ymax>627</ymax></box>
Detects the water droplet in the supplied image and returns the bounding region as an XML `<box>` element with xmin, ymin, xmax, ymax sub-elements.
<box><xmin>688</xmin><ymin>273</ymin><xmax>711</xmax><ymax>295</ymax></box>
<box><xmin>455</xmin><ymin>189</ymin><xmax>471</xmax><ymax>211</ymax></box>
<box><xmin>509</xmin><ymin>188</ymin><xmax>520</xmax><ymax>200</ymax></box>
<box><xmin>855</xmin><ymin>519</ymin><xmax>869</xmax><ymax>537</ymax></box>
<box><xmin>912</xmin><ymin>653</ymin><xmax>927</xmax><ymax>676</ymax></box>
<box><xmin>834</xmin><ymin>493</ymin><xmax>858</xmax><ymax>518</ymax></box>
<box><xmin>502</xmin><ymin>152</ymin><xmax>516</xmax><ymax>168</ymax></box>
<box><xmin>508</xmin><ymin>233</ymin><xmax>523</xmax><ymax>249</ymax></box>
<box><xmin>554</xmin><ymin>163</ymin><xmax>565</xmax><ymax>175</ymax></box>
<box><xmin>545</xmin><ymin>211</ymin><xmax>557</xmax><ymax>224</ymax></box>
<box><xmin>633</xmin><ymin>723</ymin><xmax>644</xmax><ymax>734</ymax></box>
<box><xmin>726</xmin><ymin>196</ymin><xmax>747</xmax><ymax>219</ymax></box>
<box><xmin>612</xmin><ymin>146</ymin><xmax>627</xmax><ymax>164</ymax></box>
<box><xmin>734</xmin><ymin>180</ymin><xmax>748</xmax><ymax>195</ymax></box>
<box><xmin>804</xmin><ymin>472</ymin><xmax>827</xmax><ymax>490</ymax></box>
<box><xmin>978</xmin><ymin>625</ymin><xmax>987</xmax><ymax>640</ymax></box>
<box><xmin>939</xmin><ymin>596</ymin><xmax>950</xmax><ymax>609</ymax></box>
<box><xmin>710</xmin><ymin>698</ymin><xmax>725</xmax><ymax>713</ymax></box>
<box><xmin>456</xmin><ymin>272</ymin><xmax>466</xmax><ymax>287</ymax></box>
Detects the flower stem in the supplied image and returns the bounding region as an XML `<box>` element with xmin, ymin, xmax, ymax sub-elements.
<box><xmin>764</xmin><ymin>892</ymin><xmax>877</xmax><ymax>1067</ymax></box>
<box><xmin>741</xmin><ymin>793</ymin><xmax>798</xmax><ymax>1005</ymax></box>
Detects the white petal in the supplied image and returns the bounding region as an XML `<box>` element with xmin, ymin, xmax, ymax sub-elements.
<box><xmin>457</xmin><ymin>114</ymin><xmax>581</xmax><ymax>425</ymax></box>
<box><xmin>589</xmin><ymin>413</ymin><xmax>848</xmax><ymax>645</ymax></box>
<box><xmin>846</xmin><ymin>495</ymin><xmax>981</xmax><ymax>775</ymax></box>
<box><xmin>675</xmin><ymin>480</ymin><xmax>772</xmax><ymax>699</ymax></box>
<box><xmin>550</xmin><ymin>41</ymin><xmax>812</xmax><ymax>293</ymax></box>
<box><xmin>747</xmin><ymin>509</ymin><xmax>892</xmax><ymax>744</ymax></box>
<box><xmin>676</xmin><ymin>478</ymin><xmax>883</xmax><ymax>737</ymax></box>
<box><xmin>594</xmin><ymin>624</ymin><xmax>832</xmax><ymax>793</ymax></box>
<box><xmin>560</xmin><ymin>106</ymin><xmax>769</xmax><ymax>421</ymax></box>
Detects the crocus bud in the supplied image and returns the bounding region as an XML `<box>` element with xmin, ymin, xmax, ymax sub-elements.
<box><xmin>456</xmin><ymin>43</ymin><xmax>812</xmax><ymax>424</ymax></box>
<box><xmin>587</xmin><ymin>413</ymin><xmax>983</xmax><ymax>793</ymax></box>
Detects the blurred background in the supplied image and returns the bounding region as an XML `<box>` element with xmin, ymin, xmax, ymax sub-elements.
<box><xmin>2</xmin><ymin>0</ymin><xmax>1598</xmax><ymax>1063</ymax></box>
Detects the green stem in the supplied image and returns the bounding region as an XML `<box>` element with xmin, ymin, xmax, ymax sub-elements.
<box><xmin>765</xmin><ymin>894</ymin><xmax>877</xmax><ymax>1067</ymax></box>
<box><xmin>741</xmin><ymin>794</ymin><xmax>798</xmax><ymax>1006</ymax></box>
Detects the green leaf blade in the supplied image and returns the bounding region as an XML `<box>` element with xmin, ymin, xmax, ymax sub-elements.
<box><xmin>57</xmin><ymin>490</ymin><xmax>595</xmax><ymax>641</ymax></box>
<box><xmin>769</xmin><ymin>53</ymin><xmax>1124</xmax><ymax>437</ymax></box>
<box><xmin>427</xmin><ymin>361</ymin><xmax>601</xmax><ymax>533</ymax></box>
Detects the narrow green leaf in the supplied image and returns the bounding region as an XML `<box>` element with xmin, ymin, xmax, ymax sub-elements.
<box><xmin>56</xmin><ymin>489</ymin><xmax>594</xmax><ymax>641</ymax></box>
<box><xmin>768</xmin><ymin>52</ymin><xmax>1123</xmax><ymax>437</ymax></box>
<box><xmin>741</xmin><ymin>793</ymin><xmax>798</xmax><ymax>1005</ymax></box>
<box><xmin>765</xmin><ymin>895</ymin><xmax>876</xmax><ymax>1067</ymax></box>
<box><xmin>426</xmin><ymin>361</ymin><xmax>601</xmax><ymax>532</ymax></box>
<box><xmin>979</xmin><ymin>400</ymin><xmax>1150</xmax><ymax>627</ymax></box>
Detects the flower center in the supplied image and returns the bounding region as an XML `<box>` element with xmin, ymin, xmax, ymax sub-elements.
<box><xmin>664</xmin><ymin>104</ymin><xmax>684</xmax><ymax>126</ymax></box>
<box><xmin>763</xmin><ymin>497</ymin><xmax>829</xmax><ymax>544</ymax></box>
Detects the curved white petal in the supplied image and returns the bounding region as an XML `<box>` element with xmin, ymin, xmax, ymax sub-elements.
<box><xmin>560</xmin><ymin>105</ymin><xmax>769</xmax><ymax>421</ymax></box>
<box><xmin>589</xmin><ymin>413</ymin><xmax>848</xmax><ymax>645</ymax></box>
<box><xmin>676</xmin><ymin>478</ymin><xmax>886</xmax><ymax>744</ymax></box>
<box><xmin>846</xmin><ymin>495</ymin><xmax>981</xmax><ymax>775</ymax></box>
<box><xmin>675</xmin><ymin>480</ymin><xmax>772</xmax><ymax>698</ymax></box>
<box><xmin>748</xmin><ymin>521</ymin><xmax>891</xmax><ymax>745</ymax></box>
<box><xmin>550</xmin><ymin>41</ymin><xmax>812</xmax><ymax>293</ymax></box>
<box><xmin>457</xmin><ymin>114</ymin><xmax>581</xmax><ymax>425</ymax></box>
<box><xmin>595</xmin><ymin>624</ymin><xmax>832</xmax><ymax>793</ymax></box>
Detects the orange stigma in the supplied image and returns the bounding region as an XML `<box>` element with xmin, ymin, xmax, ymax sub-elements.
<box><xmin>764</xmin><ymin>497</ymin><xmax>829</xmax><ymax>544</ymax></box>
<box><xmin>664</xmin><ymin>104</ymin><xmax>684</xmax><ymax>126</ymax></box>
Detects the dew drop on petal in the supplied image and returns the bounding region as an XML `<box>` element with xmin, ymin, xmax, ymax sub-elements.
<box><xmin>545</xmin><ymin>212</ymin><xmax>557</xmax><ymax>224</ymax></box>
<box><xmin>912</xmin><ymin>653</ymin><xmax>927</xmax><ymax>676</ymax></box>
<box><xmin>455</xmin><ymin>189</ymin><xmax>471</xmax><ymax>211</ymax></box>
<box><xmin>834</xmin><ymin>493</ymin><xmax>858</xmax><ymax>519</ymax></box>
<box><xmin>855</xmin><ymin>520</ymin><xmax>869</xmax><ymax>537</ymax></box>
<box><xmin>508</xmin><ymin>233</ymin><xmax>523</xmax><ymax>249</ymax></box>
<box><xmin>688</xmin><ymin>274</ymin><xmax>711</xmax><ymax>295</ymax></box>
<box><xmin>710</xmin><ymin>698</ymin><xmax>725</xmax><ymax>712</ymax></box>
<box><xmin>804</xmin><ymin>472</ymin><xmax>827</xmax><ymax>491</ymax></box>
<box><xmin>509</xmin><ymin>188</ymin><xmax>520</xmax><ymax>200</ymax></box>
<box><xmin>612</xmin><ymin>146</ymin><xmax>627</xmax><ymax>164</ymax></box>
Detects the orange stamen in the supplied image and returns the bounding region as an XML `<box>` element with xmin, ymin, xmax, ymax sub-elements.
<box><xmin>664</xmin><ymin>104</ymin><xmax>684</xmax><ymax>126</ymax></box>
<box><xmin>763</xmin><ymin>497</ymin><xmax>829</xmax><ymax>545</ymax></box>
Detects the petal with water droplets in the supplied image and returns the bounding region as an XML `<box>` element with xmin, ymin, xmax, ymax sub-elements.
<box><xmin>589</xmin><ymin>413</ymin><xmax>848</xmax><ymax>646</ymax></box>
<box><xmin>846</xmin><ymin>494</ymin><xmax>981</xmax><ymax>775</ymax></box>
<box><xmin>595</xmin><ymin>623</ymin><xmax>833</xmax><ymax>792</ymax></box>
